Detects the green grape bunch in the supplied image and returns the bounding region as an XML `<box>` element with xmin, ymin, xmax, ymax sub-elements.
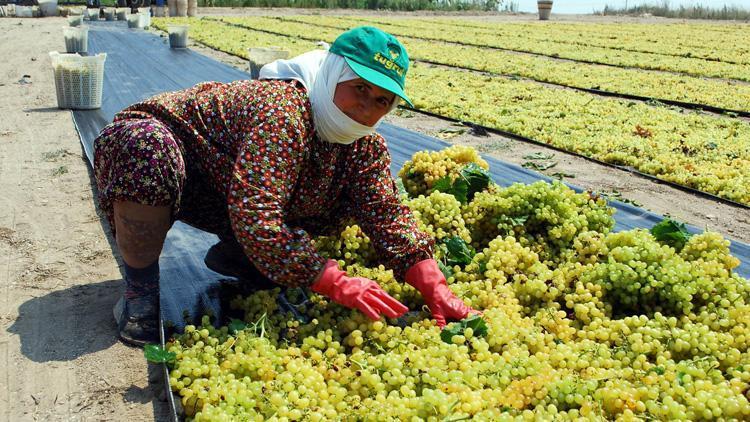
<box><xmin>398</xmin><ymin>145</ymin><xmax>489</xmax><ymax>198</ymax></box>
<box><xmin>405</xmin><ymin>191</ymin><xmax>472</xmax><ymax>244</ymax></box>
<box><xmin>462</xmin><ymin>180</ymin><xmax>615</xmax><ymax>262</ymax></box>
<box><xmin>312</xmin><ymin>224</ymin><xmax>377</xmax><ymax>267</ymax></box>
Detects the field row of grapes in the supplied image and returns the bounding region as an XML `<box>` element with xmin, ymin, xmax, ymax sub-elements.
<box><xmin>273</xmin><ymin>15</ymin><xmax>750</xmax><ymax>81</ymax></box>
<box><xmin>159</xmin><ymin>146</ymin><xmax>750</xmax><ymax>421</ymax></box>
<box><xmin>213</xmin><ymin>15</ymin><xmax>750</xmax><ymax>113</ymax></box>
<box><xmin>318</xmin><ymin>16</ymin><xmax>750</xmax><ymax>66</ymax></box>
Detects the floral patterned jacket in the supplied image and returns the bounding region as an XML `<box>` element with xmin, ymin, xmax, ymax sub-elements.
<box><xmin>118</xmin><ymin>79</ymin><xmax>433</xmax><ymax>287</ymax></box>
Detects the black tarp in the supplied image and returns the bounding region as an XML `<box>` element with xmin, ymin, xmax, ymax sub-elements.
<box><xmin>71</xmin><ymin>21</ymin><xmax>750</xmax><ymax>331</ymax></box>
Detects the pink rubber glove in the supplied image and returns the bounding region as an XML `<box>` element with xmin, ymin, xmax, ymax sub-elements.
<box><xmin>311</xmin><ymin>260</ymin><xmax>408</xmax><ymax>320</ymax></box>
<box><xmin>405</xmin><ymin>259</ymin><xmax>477</xmax><ymax>328</ymax></box>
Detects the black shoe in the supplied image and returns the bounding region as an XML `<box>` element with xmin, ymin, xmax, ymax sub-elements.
<box><xmin>114</xmin><ymin>295</ymin><xmax>159</xmax><ymax>347</ymax></box>
<box><xmin>204</xmin><ymin>236</ymin><xmax>276</xmax><ymax>289</ymax></box>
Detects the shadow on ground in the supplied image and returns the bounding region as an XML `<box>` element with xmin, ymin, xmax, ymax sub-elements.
<box><xmin>7</xmin><ymin>278</ymin><xmax>122</xmax><ymax>362</ymax></box>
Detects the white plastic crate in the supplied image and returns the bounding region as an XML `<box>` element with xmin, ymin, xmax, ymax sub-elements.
<box><xmin>141</xmin><ymin>12</ymin><xmax>151</xmax><ymax>29</ymax></box>
<box><xmin>176</xmin><ymin>0</ymin><xmax>187</xmax><ymax>17</ymax></box>
<box><xmin>68</xmin><ymin>14</ymin><xmax>83</xmax><ymax>26</ymax></box>
<box><xmin>126</xmin><ymin>13</ymin><xmax>146</xmax><ymax>29</ymax></box>
<box><xmin>49</xmin><ymin>52</ymin><xmax>106</xmax><ymax>110</ymax></box>
<box><xmin>167</xmin><ymin>24</ymin><xmax>188</xmax><ymax>48</ymax></box>
<box><xmin>116</xmin><ymin>8</ymin><xmax>129</xmax><ymax>20</ymax></box>
<box><xmin>63</xmin><ymin>27</ymin><xmax>88</xmax><ymax>54</ymax></box>
<box><xmin>248</xmin><ymin>47</ymin><xmax>290</xmax><ymax>79</ymax></box>
<box><xmin>38</xmin><ymin>0</ymin><xmax>58</xmax><ymax>17</ymax></box>
<box><xmin>15</xmin><ymin>5</ymin><xmax>33</xmax><ymax>17</ymax></box>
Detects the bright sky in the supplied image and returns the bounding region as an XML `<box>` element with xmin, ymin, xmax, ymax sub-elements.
<box><xmin>513</xmin><ymin>0</ymin><xmax>750</xmax><ymax>14</ymax></box>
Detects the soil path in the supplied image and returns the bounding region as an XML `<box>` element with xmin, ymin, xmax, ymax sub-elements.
<box><xmin>0</xmin><ymin>17</ymin><xmax>168</xmax><ymax>421</ymax></box>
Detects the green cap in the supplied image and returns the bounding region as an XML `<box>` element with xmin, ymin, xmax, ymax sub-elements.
<box><xmin>330</xmin><ymin>26</ymin><xmax>413</xmax><ymax>107</ymax></box>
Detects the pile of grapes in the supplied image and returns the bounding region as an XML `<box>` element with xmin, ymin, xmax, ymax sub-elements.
<box><xmin>163</xmin><ymin>146</ymin><xmax>750</xmax><ymax>421</ymax></box>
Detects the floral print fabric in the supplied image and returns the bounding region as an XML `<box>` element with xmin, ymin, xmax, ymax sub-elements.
<box><xmin>93</xmin><ymin>118</ymin><xmax>186</xmax><ymax>230</ymax></box>
<box><xmin>94</xmin><ymin>79</ymin><xmax>433</xmax><ymax>287</ymax></box>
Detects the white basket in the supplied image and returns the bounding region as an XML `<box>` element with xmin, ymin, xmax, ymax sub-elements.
<box><xmin>176</xmin><ymin>0</ymin><xmax>187</xmax><ymax>17</ymax></box>
<box><xmin>116</xmin><ymin>8</ymin><xmax>129</xmax><ymax>21</ymax></box>
<box><xmin>187</xmin><ymin>0</ymin><xmax>197</xmax><ymax>17</ymax></box>
<box><xmin>87</xmin><ymin>9</ymin><xmax>99</xmax><ymax>21</ymax></box>
<box><xmin>49</xmin><ymin>52</ymin><xmax>106</xmax><ymax>110</ymax></box>
<box><xmin>167</xmin><ymin>24</ymin><xmax>189</xmax><ymax>48</ymax></box>
<box><xmin>15</xmin><ymin>5</ymin><xmax>33</xmax><ymax>18</ymax></box>
<box><xmin>248</xmin><ymin>47</ymin><xmax>290</xmax><ymax>78</ymax></box>
<box><xmin>67</xmin><ymin>14</ymin><xmax>83</xmax><ymax>26</ymax></box>
<box><xmin>127</xmin><ymin>13</ymin><xmax>146</xmax><ymax>29</ymax></box>
<box><xmin>104</xmin><ymin>8</ymin><xmax>115</xmax><ymax>21</ymax></box>
<box><xmin>141</xmin><ymin>12</ymin><xmax>151</xmax><ymax>29</ymax></box>
<box><xmin>63</xmin><ymin>27</ymin><xmax>88</xmax><ymax>54</ymax></box>
<box><xmin>38</xmin><ymin>0</ymin><xmax>58</xmax><ymax>17</ymax></box>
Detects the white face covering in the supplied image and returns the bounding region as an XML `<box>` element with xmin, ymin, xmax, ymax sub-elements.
<box><xmin>259</xmin><ymin>50</ymin><xmax>399</xmax><ymax>145</ymax></box>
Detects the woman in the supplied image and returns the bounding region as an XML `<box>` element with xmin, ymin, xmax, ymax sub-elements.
<box><xmin>94</xmin><ymin>26</ymin><xmax>476</xmax><ymax>346</ymax></box>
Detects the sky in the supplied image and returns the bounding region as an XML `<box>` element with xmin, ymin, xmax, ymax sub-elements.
<box><xmin>512</xmin><ymin>0</ymin><xmax>750</xmax><ymax>14</ymax></box>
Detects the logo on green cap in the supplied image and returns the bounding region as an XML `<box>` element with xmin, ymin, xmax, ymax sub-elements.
<box><xmin>330</xmin><ymin>26</ymin><xmax>413</xmax><ymax>107</ymax></box>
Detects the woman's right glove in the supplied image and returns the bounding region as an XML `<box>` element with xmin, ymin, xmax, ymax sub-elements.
<box><xmin>311</xmin><ymin>259</ymin><xmax>408</xmax><ymax>320</ymax></box>
<box><xmin>405</xmin><ymin>259</ymin><xmax>478</xmax><ymax>328</ymax></box>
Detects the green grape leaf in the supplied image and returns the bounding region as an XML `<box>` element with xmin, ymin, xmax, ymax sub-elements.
<box><xmin>431</xmin><ymin>176</ymin><xmax>452</xmax><ymax>192</ymax></box>
<box><xmin>438</xmin><ymin>260</ymin><xmax>454</xmax><ymax>280</ymax></box>
<box><xmin>648</xmin><ymin>366</ymin><xmax>665</xmax><ymax>375</ymax></box>
<box><xmin>550</xmin><ymin>172</ymin><xmax>575</xmax><ymax>180</ymax></box>
<box><xmin>508</xmin><ymin>215</ymin><xmax>529</xmax><ymax>226</ymax></box>
<box><xmin>440</xmin><ymin>315</ymin><xmax>488</xmax><ymax>343</ymax></box>
<box><xmin>459</xmin><ymin>163</ymin><xmax>491</xmax><ymax>201</ymax></box>
<box><xmin>228</xmin><ymin>318</ymin><xmax>247</xmax><ymax>334</ymax></box>
<box><xmin>450</xmin><ymin>178</ymin><xmax>469</xmax><ymax>204</ymax></box>
<box><xmin>444</xmin><ymin>237</ymin><xmax>476</xmax><ymax>266</ymax></box>
<box><xmin>144</xmin><ymin>344</ymin><xmax>176</xmax><ymax>364</ymax></box>
<box><xmin>677</xmin><ymin>371</ymin><xmax>686</xmax><ymax>385</ymax></box>
<box><xmin>478</xmin><ymin>259</ymin><xmax>488</xmax><ymax>274</ymax></box>
<box><xmin>650</xmin><ymin>218</ymin><xmax>692</xmax><ymax>251</ymax></box>
<box><xmin>522</xmin><ymin>152</ymin><xmax>555</xmax><ymax>160</ymax></box>
<box><xmin>463</xmin><ymin>314</ymin><xmax>488</xmax><ymax>337</ymax></box>
<box><xmin>440</xmin><ymin>322</ymin><xmax>463</xmax><ymax>343</ymax></box>
<box><xmin>430</xmin><ymin>166</ymin><xmax>483</xmax><ymax>204</ymax></box>
<box><xmin>522</xmin><ymin>161</ymin><xmax>558</xmax><ymax>171</ymax></box>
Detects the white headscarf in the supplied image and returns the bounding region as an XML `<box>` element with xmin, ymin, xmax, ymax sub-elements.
<box><xmin>259</xmin><ymin>49</ymin><xmax>398</xmax><ymax>145</ymax></box>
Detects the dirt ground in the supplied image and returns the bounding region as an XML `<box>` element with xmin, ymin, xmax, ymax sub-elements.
<box><xmin>0</xmin><ymin>16</ymin><xmax>169</xmax><ymax>421</ymax></box>
<box><xmin>0</xmin><ymin>10</ymin><xmax>749</xmax><ymax>422</ymax></box>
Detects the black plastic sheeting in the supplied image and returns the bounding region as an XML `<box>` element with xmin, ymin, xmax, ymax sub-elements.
<box><xmin>71</xmin><ymin>22</ymin><xmax>750</xmax><ymax>332</ymax></box>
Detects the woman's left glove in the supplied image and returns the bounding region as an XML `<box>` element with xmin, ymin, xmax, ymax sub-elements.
<box><xmin>405</xmin><ymin>259</ymin><xmax>477</xmax><ymax>328</ymax></box>
<box><xmin>311</xmin><ymin>259</ymin><xmax>408</xmax><ymax>321</ymax></box>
